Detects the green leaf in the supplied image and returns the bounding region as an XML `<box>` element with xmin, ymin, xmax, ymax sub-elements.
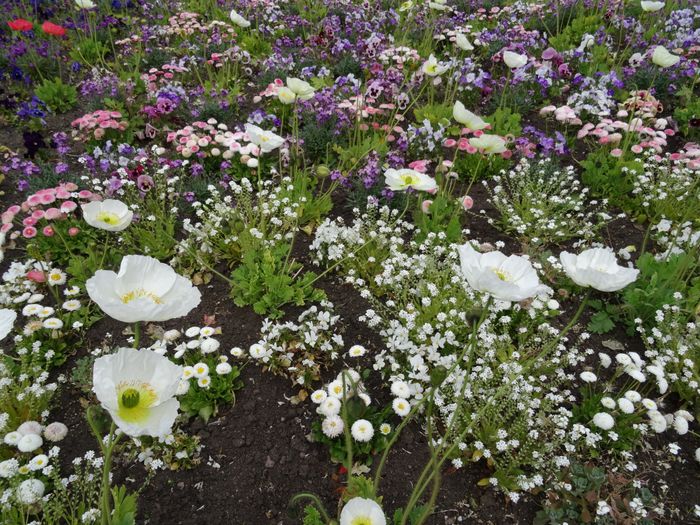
<box><xmin>587</xmin><ymin>311</ymin><xmax>615</xmax><ymax>334</ymax></box>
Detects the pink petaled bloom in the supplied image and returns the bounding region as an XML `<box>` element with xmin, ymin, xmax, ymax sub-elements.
<box><xmin>64</xmin><ymin>183</ymin><xmax>78</xmax><ymax>191</ymax></box>
<box><xmin>444</xmin><ymin>138</ymin><xmax>457</xmax><ymax>148</ymax></box>
<box><xmin>466</xmin><ymin>145</ymin><xmax>478</xmax><ymax>154</ymax></box>
<box><xmin>1</xmin><ymin>212</ymin><xmax>14</xmax><ymax>224</ymax></box>
<box><xmin>31</xmin><ymin>210</ymin><xmax>46</xmax><ymax>220</ymax></box>
<box><xmin>78</xmin><ymin>190</ymin><xmax>94</xmax><ymax>199</ymax></box>
<box><xmin>670</xmin><ymin>153</ymin><xmax>682</xmax><ymax>160</ymax></box>
<box><xmin>22</xmin><ymin>227</ymin><xmax>38</xmax><ymax>239</ymax></box>
<box><xmin>458</xmin><ymin>138</ymin><xmax>471</xmax><ymax>151</ymax></box>
<box><xmin>501</xmin><ymin>149</ymin><xmax>513</xmax><ymax>159</ymax></box>
<box><xmin>55</xmin><ymin>190</ymin><xmax>71</xmax><ymax>199</ymax></box>
<box><xmin>45</xmin><ymin>208</ymin><xmax>62</xmax><ymax>220</ymax></box>
<box><xmin>22</xmin><ymin>217</ymin><xmax>38</xmax><ymax>227</ymax></box>
<box><xmin>409</xmin><ymin>160</ymin><xmax>429</xmax><ymax>173</ymax></box>
<box><xmin>27</xmin><ymin>194</ymin><xmax>42</xmax><ymax>207</ymax></box>
<box><xmin>387</xmin><ymin>134</ymin><xmax>396</xmax><ymax>142</ymax></box>
<box><xmin>94</xmin><ymin>128</ymin><xmax>105</xmax><ymax>140</ymax></box>
<box><xmin>421</xmin><ymin>200</ymin><xmax>433</xmax><ymax>214</ymax></box>
<box><xmin>461</xmin><ymin>195</ymin><xmax>474</xmax><ymax>210</ymax></box>
<box><xmin>68</xmin><ymin>227</ymin><xmax>80</xmax><ymax>237</ymax></box>
<box><xmin>8</xmin><ymin>205</ymin><xmax>20</xmax><ymax>214</ymax></box>
<box><xmin>0</xmin><ymin>224</ymin><xmax>12</xmax><ymax>233</ymax></box>
<box><xmin>60</xmin><ymin>201</ymin><xmax>78</xmax><ymax>213</ymax></box>
<box><xmin>472</xmin><ymin>129</ymin><xmax>484</xmax><ymax>137</ymax></box>
<box><xmin>631</xmin><ymin>144</ymin><xmax>643</xmax><ymax>154</ymax></box>
<box><xmin>665</xmin><ymin>129</ymin><xmax>675</xmax><ymax>136</ymax></box>
<box><xmin>610</xmin><ymin>148</ymin><xmax>624</xmax><ymax>157</ymax></box>
<box><xmin>42</xmin><ymin>226</ymin><xmax>55</xmax><ymax>237</ymax></box>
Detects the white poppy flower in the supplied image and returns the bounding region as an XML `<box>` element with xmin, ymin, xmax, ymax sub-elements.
<box><xmin>93</xmin><ymin>347</ymin><xmax>183</xmax><ymax>437</ymax></box>
<box><xmin>652</xmin><ymin>45</ymin><xmax>680</xmax><ymax>68</ymax></box>
<box><xmin>75</xmin><ymin>0</ymin><xmax>96</xmax><ymax>8</ymax></box>
<box><xmin>81</xmin><ymin>199</ymin><xmax>133</xmax><ymax>232</ymax></box>
<box><xmin>86</xmin><ymin>255</ymin><xmax>201</xmax><ymax>323</ymax></box>
<box><xmin>453</xmin><ymin>101</ymin><xmax>488</xmax><ymax>130</ymax></box>
<box><xmin>641</xmin><ymin>1</ymin><xmax>664</xmax><ymax>11</ymax></box>
<box><xmin>384</xmin><ymin>168</ymin><xmax>438</xmax><ymax>192</ymax></box>
<box><xmin>422</xmin><ymin>54</ymin><xmax>448</xmax><ymax>76</ymax></box>
<box><xmin>503</xmin><ymin>50</ymin><xmax>527</xmax><ymax>68</ymax></box>
<box><xmin>340</xmin><ymin>497</ymin><xmax>386</xmax><ymax>525</ymax></box>
<box><xmin>457</xmin><ymin>243</ymin><xmax>549</xmax><ymax>302</ymax></box>
<box><xmin>468</xmin><ymin>134</ymin><xmax>507</xmax><ymax>154</ymax></box>
<box><xmin>277</xmin><ymin>87</ymin><xmax>297</xmax><ymax>105</ymax></box>
<box><xmin>244</xmin><ymin>124</ymin><xmax>284</xmax><ymax>153</ymax></box>
<box><xmin>560</xmin><ymin>248</ymin><xmax>639</xmax><ymax>292</ymax></box>
<box><xmin>286</xmin><ymin>77</ymin><xmax>315</xmax><ymax>100</ymax></box>
<box><xmin>455</xmin><ymin>33</ymin><xmax>474</xmax><ymax>51</ymax></box>
<box><xmin>0</xmin><ymin>308</ymin><xmax>16</xmax><ymax>341</ymax></box>
<box><xmin>229</xmin><ymin>9</ymin><xmax>251</xmax><ymax>28</ymax></box>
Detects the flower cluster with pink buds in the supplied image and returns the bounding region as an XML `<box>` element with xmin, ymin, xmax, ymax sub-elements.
<box><xmin>71</xmin><ymin>110</ymin><xmax>129</xmax><ymax>141</ymax></box>
<box><xmin>1</xmin><ymin>184</ymin><xmax>97</xmax><ymax>241</ymax></box>
<box><xmin>166</xmin><ymin>118</ymin><xmax>259</xmax><ymax>162</ymax></box>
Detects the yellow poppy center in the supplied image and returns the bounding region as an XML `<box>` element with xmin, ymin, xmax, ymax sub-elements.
<box><xmin>116</xmin><ymin>382</ymin><xmax>157</xmax><ymax>423</ymax></box>
<box><xmin>121</xmin><ymin>288</ymin><xmax>163</xmax><ymax>304</ymax></box>
<box><xmin>96</xmin><ymin>211</ymin><xmax>120</xmax><ymax>225</ymax></box>
<box><xmin>493</xmin><ymin>268</ymin><xmax>511</xmax><ymax>281</ymax></box>
<box><xmin>351</xmin><ymin>518</ymin><xmax>373</xmax><ymax>525</ymax></box>
<box><xmin>400</xmin><ymin>174</ymin><xmax>418</xmax><ymax>186</ymax></box>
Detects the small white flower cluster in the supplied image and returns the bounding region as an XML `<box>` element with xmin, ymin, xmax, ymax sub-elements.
<box><xmin>636</xmin><ymin>300</ymin><xmax>700</xmax><ymax>403</ymax></box>
<box><xmin>239</xmin><ymin>301</ymin><xmax>343</xmax><ymax>386</ymax></box>
<box><xmin>310</xmin><ymin>369</ymin><xmax>384</xmax><ymax>442</ymax></box>
<box><xmin>0</xmin><ymin>423</ymin><xmax>67</xmax><ymax>508</ymax></box>
<box><xmin>174</xmin><ymin>177</ymin><xmax>305</xmax><ymax>271</ymax></box>
<box><xmin>2</xmin><ymin>420</ymin><xmax>67</xmax><ymax>454</ymax></box>
<box><xmin>484</xmin><ymin>157</ymin><xmax>615</xmax><ymax>246</ymax></box>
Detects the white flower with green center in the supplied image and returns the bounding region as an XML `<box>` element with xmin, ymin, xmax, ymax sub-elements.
<box><xmin>385</xmin><ymin>168</ymin><xmax>438</xmax><ymax>192</ymax></box>
<box><xmin>469</xmin><ymin>134</ymin><xmax>507</xmax><ymax>154</ymax></box>
<box><xmin>93</xmin><ymin>347</ymin><xmax>183</xmax><ymax>437</ymax></box>
<box><xmin>458</xmin><ymin>243</ymin><xmax>550</xmax><ymax>302</ymax></box>
<box><xmin>453</xmin><ymin>101</ymin><xmax>488</xmax><ymax>130</ymax></box>
<box><xmin>339</xmin><ymin>497</ymin><xmax>386</xmax><ymax>525</ymax></box>
<box><xmin>503</xmin><ymin>50</ymin><xmax>527</xmax><ymax>68</ymax></box>
<box><xmin>560</xmin><ymin>247</ymin><xmax>639</xmax><ymax>292</ymax></box>
<box><xmin>244</xmin><ymin>124</ymin><xmax>285</xmax><ymax>153</ymax></box>
<box><xmin>0</xmin><ymin>308</ymin><xmax>16</xmax><ymax>341</ymax></box>
<box><xmin>86</xmin><ymin>255</ymin><xmax>201</xmax><ymax>323</ymax></box>
<box><xmin>81</xmin><ymin>199</ymin><xmax>133</xmax><ymax>232</ymax></box>
<box><xmin>641</xmin><ymin>1</ymin><xmax>664</xmax><ymax>12</ymax></box>
<box><xmin>421</xmin><ymin>54</ymin><xmax>448</xmax><ymax>76</ymax></box>
<box><xmin>651</xmin><ymin>45</ymin><xmax>680</xmax><ymax>68</ymax></box>
<box><xmin>286</xmin><ymin>77</ymin><xmax>316</xmax><ymax>100</ymax></box>
<box><xmin>229</xmin><ymin>9</ymin><xmax>251</xmax><ymax>28</ymax></box>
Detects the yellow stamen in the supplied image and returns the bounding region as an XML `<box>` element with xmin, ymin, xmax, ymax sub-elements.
<box><xmin>96</xmin><ymin>211</ymin><xmax>120</xmax><ymax>225</ymax></box>
<box><xmin>120</xmin><ymin>289</ymin><xmax>163</xmax><ymax>304</ymax></box>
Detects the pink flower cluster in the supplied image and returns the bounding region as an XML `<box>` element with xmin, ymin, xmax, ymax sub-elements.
<box><xmin>666</xmin><ymin>143</ymin><xmax>700</xmax><ymax>171</ymax></box>
<box><xmin>539</xmin><ymin>105</ymin><xmax>582</xmax><ymax>125</ymax></box>
<box><xmin>1</xmin><ymin>184</ymin><xmax>97</xmax><ymax>240</ymax></box>
<box><xmin>577</xmin><ymin>117</ymin><xmax>674</xmax><ymax>157</ymax></box>
<box><xmin>166</xmin><ymin>119</ymin><xmax>253</xmax><ymax>159</ymax></box>
<box><xmin>71</xmin><ymin>110</ymin><xmax>128</xmax><ymax>140</ymax></box>
<box><xmin>141</xmin><ymin>64</ymin><xmax>188</xmax><ymax>93</ymax></box>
